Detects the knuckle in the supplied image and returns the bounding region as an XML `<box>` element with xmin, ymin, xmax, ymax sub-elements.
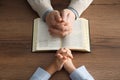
<box><xmin>54</xmin><ymin>10</ymin><xmax>59</xmax><ymax>13</ymax></box>
<box><xmin>61</xmin><ymin>33</ymin><xmax>66</xmax><ymax>37</ymax></box>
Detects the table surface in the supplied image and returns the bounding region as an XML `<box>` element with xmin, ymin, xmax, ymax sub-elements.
<box><xmin>0</xmin><ymin>0</ymin><xmax>120</xmax><ymax>80</ymax></box>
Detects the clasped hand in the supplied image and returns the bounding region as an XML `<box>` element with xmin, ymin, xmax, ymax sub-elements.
<box><xmin>46</xmin><ymin>9</ymin><xmax>75</xmax><ymax>37</ymax></box>
<box><xmin>46</xmin><ymin>48</ymin><xmax>76</xmax><ymax>75</ymax></box>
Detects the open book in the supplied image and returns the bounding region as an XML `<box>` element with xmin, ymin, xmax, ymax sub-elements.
<box><xmin>32</xmin><ymin>18</ymin><xmax>90</xmax><ymax>52</ymax></box>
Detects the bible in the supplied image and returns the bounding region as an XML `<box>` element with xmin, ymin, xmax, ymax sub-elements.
<box><xmin>32</xmin><ymin>18</ymin><xmax>91</xmax><ymax>52</ymax></box>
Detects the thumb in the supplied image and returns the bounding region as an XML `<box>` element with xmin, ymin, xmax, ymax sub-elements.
<box><xmin>61</xmin><ymin>10</ymin><xmax>69</xmax><ymax>22</ymax></box>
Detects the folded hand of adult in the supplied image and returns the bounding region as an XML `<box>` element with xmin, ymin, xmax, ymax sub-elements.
<box><xmin>46</xmin><ymin>10</ymin><xmax>72</xmax><ymax>37</ymax></box>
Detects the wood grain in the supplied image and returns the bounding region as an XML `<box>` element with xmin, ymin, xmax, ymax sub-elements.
<box><xmin>0</xmin><ymin>0</ymin><xmax>120</xmax><ymax>80</ymax></box>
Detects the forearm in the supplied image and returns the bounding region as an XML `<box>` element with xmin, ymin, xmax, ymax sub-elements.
<box><xmin>29</xmin><ymin>64</ymin><xmax>63</xmax><ymax>80</ymax></box>
<box><xmin>27</xmin><ymin>0</ymin><xmax>53</xmax><ymax>19</ymax></box>
<box><xmin>68</xmin><ymin>0</ymin><xmax>93</xmax><ymax>17</ymax></box>
<box><xmin>45</xmin><ymin>63</ymin><xmax>58</xmax><ymax>75</ymax></box>
<box><xmin>63</xmin><ymin>57</ymin><xmax>76</xmax><ymax>75</ymax></box>
<box><xmin>29</xmin><ymin>67</ymin><xmax>51</xmax><ymax>80</ymax></box>
<box><xmin>64</xmin><ymin>60</ymin><xmax>76</xmax><ymax>74</ymax></box>
<box><xmin>70</xmin><ymin>66</ymin><xmax>94</xmax><ymax>80</ymax></box>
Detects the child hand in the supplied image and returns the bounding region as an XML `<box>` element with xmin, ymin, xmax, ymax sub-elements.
<box><xmin>57</xmin><ymin>48</ymin><xmax>73</xmax><ymax>59</ymax></box>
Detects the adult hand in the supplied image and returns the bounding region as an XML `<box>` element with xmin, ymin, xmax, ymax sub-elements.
<box><xmin>61</xmin><ymin>9</ymin><xmax>75</xmax><ymax>30</ymax></box>
<box><xmin>46</xmin><ymin>10</ymin><xmax>72</xmax><ymax>37</ymax></box>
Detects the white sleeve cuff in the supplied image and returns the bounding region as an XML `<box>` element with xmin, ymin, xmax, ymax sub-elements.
<box><xmin>29</xmin><ymin>67</ymin><xmax>51</xmax><ymax>80</ymax></box>
<box><xmin>70</xmin><ymin>66</ymin><xmax>94</xmax><ymax>80</ymax></box>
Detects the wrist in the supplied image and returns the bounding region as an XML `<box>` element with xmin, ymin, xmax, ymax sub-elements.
<box><xmin>65</xmin><ymin>64</ymin><xmax>76</xmax><ymax>73</ymax></box>
<box><xmin>45</xmin><ymin>63</ymin><xmax>58</xmax><ymax>75</ymax></box>
<box><xmin>67</xmin><ymin>7</ymin><xmax>79</xmax><ymax>19</ymax></box>
<box><xmin>64</xmin><ymin>59</ymin><xmax>76</xmax><ymax>74</ymax></box>
<box><xmin>42</xmin><ymin>10</ymin><xmax>53</xmax><ymax>22</ymax></box>
<box><xmin>64</xmin><ymin>9</ymin><xmax>75</xmax><ymax>21</ymax></box>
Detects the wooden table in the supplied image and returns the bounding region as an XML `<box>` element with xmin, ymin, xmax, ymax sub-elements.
<box><xmin>0</xmin><ymin>0</ymin><xmax>120</xmax><ymax>80</ymax></box>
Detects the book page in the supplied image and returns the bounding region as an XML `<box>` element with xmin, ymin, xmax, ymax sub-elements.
<box><xmin>62</xmin><ymin>18</ymin><xmax>90</xmax><ymax>51</ymax></box>
<box><xmin>33</xmin><ymin>18</ymin><xmax>61</xmax><ymax>51</ymax></box>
